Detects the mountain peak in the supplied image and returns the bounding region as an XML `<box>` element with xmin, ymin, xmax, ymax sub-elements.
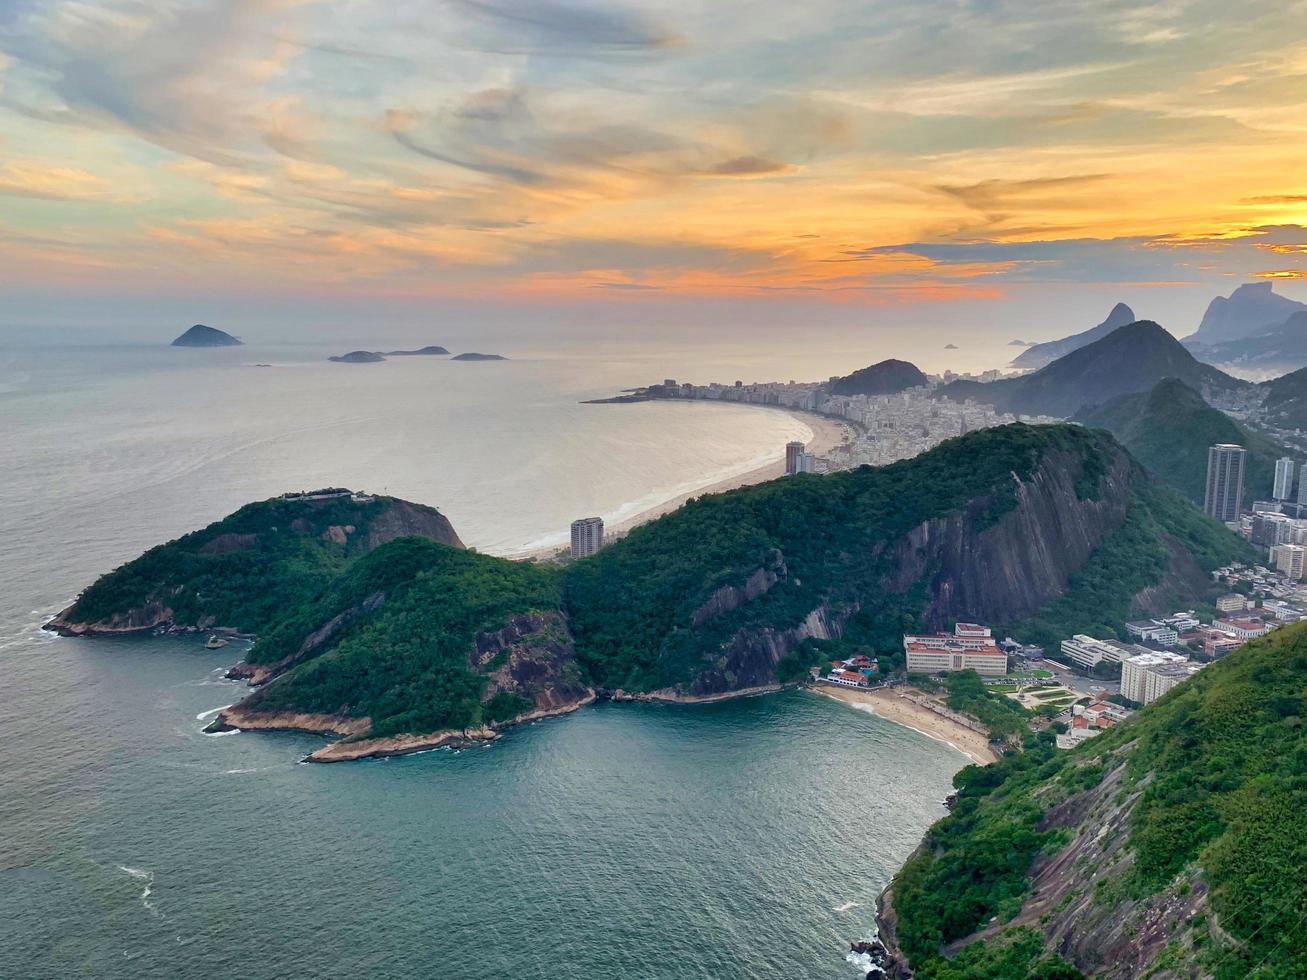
<box><xmin>171</xmin><ymin>324</ymin><xmax>242</xmax><ymax>347</ymax></box>
<box><xmin>1011</xmin><ymin>301</ymin><xmax>1137</xmax><ymax>370</ymax></box>
<box><xmin>1187</xmin><ymin>280</ymin><xmax>1307</xmax><ymax>346</ymax></box>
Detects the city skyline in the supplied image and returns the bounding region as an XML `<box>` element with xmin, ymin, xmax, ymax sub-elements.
<box><xmin>4</xmin><ymin>1</ymin><xmax>1307</xmax><ymax>337</ymax></box>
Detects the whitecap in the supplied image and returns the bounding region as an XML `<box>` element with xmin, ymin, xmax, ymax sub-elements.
<box><xmin>833</xmin><ymin>901</ymin><xmax>862</xmax><ymax>913</ymax></box>
<box><xmin>200</xmin><ymin>728</ymin><xmax>239</xmax><ymax>738</ymax></box>
<box><xmin>117</xmin><ymin>865</ymin><xmax>161</xmax><ymax>917</ymax></box>
<box><xmin>195</xmin><ymin>703</ymin><xmax>234</xmax><ymax>721</ymax></box>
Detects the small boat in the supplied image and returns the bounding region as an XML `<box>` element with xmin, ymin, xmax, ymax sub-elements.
<box><xmin>205</xmin><ymin>635</ymin><xmax>228</xmax><ymax>649</ymax></box>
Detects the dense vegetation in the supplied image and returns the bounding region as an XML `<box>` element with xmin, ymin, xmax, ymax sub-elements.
<box><xmin>563</xmin><ymin>424</ymin><xmax>1112</xmax><ymax>691</ymax></box>
<box><xmin>1261</xmin><ymin>364</ymin><xmax>1307</xmax><ymax>430</ymax></box>
<box><xmin>890</xmin><ymin>621</ymin><xmax>1307</xmax><ymax>978</ymax></box>
<box><xmin>943</xmin><ymin>670</ymin><xmax>1029</xmax><ymax>740</ymax></box>
<box><xmin>246</xmin><ymin>538</ymin><xmax>563</xmax><ymax>736</ymax></box>
<box><xmin>1077</xmin><ymin>378</ymin><xmax>1287</xmax><ymax>505</ymax></box>
<box><xmin>938</xmin><ymin>321</ymin><xmax>1247</xmax><ymax>418</ymax></box>
<box><xmin>64</xmin><ymin>494</ymin><xmax>436</xmax><ymax>631</ymax></box>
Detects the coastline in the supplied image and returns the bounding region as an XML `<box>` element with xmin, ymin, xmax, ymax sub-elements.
<box><xmin>813</xmin><ymin>685</ymin><xmax>998</xmax><ymax>766</ymax></box>
<box><xmin>508</xmin><ymin>406</ymin><xmax>854</xmax><ymax>560</ymax></box>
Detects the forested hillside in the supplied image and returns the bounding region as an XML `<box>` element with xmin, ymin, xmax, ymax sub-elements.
<box><xmin>883</xmin><ymin>620</ymin><xmax>1307</xmax><ymax>979</ymax></box>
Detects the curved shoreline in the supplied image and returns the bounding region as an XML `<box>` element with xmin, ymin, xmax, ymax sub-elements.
<box><xmin>812</xmin><ymin>686</ymin><xmax>998</xmax><ymax>766</ymax></box>
<box><xmin>506</xmin><ymin>406</ymin><xmax>855</xmax><ymax>560</ymax></box>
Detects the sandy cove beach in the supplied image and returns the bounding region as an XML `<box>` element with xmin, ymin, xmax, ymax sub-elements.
<box><xmin>814</xmin><ymin>685</ymin><xmax>999</xmax><ymax>766</ymax></box>
<box><xmin>511</xmin><ymin>408</ymin><xmax>854</xmax><ymax>560</ymax></box>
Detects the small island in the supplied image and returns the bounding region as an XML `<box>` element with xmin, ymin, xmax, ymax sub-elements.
<box><xmin>329</xmin><ymin>351</ymin><xmax>386</xmax><ymax>363</ymax></box>
<box><xmin>385</xmin><ymin>346</ymin><xmax>450</xmax><ymax>356</ymax></box>
<box><xmin>452</xmin><ymin>352</ymin><xmax>507</xmax><ymax>361</ymax></box>
<box><xmin>171</xmin><ymin>324</ymin><xmax>242</xmax><ymax>347</ymax></box>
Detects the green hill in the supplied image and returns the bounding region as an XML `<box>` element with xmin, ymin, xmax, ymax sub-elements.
<box><xmin>882</xmin><ymin>619</ymin><xmax>1307</xmax><ymax>979</ymax></box>
<box><xmin>829</xmin><ymin>358</ymin><xmax>928</xmax><ymax>396</ymax></box>
<box><xmin>939</xmin><ymin>321</ymin><xmax>1247</xmax><ymax>418</ymax></box>
<box><xmin>58</xmin><ymin>425</ymin><xmax>1248</xmax><ymax>752</ymax></box>
<box><xmin>1076</xmin><ymin>378</ymin><xmax>1288</xmax><ymax>505</ymax></box>
<box><xmin>1260</xmin><ymin>365</ymin><xmax>1307</xmax><ymax>431</ymax></box>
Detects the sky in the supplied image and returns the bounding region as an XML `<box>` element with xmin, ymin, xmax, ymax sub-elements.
<box><xmin>3</xmin><ymin>0</ymin><xmax>1307</xmax><ymax>344</ymax></box>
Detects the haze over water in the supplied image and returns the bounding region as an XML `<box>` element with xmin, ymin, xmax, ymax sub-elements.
<box><xmin>1</xmin><ymin>339</ymin><xmax>970</xmax><ymax>978</ymax></box>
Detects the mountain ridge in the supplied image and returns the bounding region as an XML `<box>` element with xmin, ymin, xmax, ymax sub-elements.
<box><xmin>1011</xmin><ymin>302</ymin><xmax>1135</xmax><ymax>371</ymax></box>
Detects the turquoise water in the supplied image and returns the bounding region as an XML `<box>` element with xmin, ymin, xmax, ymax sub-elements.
<box><xmin>0</xmin><ymin>342</ymin><xmax>965</xmax><ymax>978</ymax></box>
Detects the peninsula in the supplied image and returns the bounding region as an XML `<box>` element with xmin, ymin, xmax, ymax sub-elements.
<box><xmin>171</xmin><ymin>324</ymin><xmax>242</xmax><ymax>347</ymax></box>
<box><xmin>51</xmin><ymin>425</ymin><xmax>1246</xmax><ymax>765</ymax></box>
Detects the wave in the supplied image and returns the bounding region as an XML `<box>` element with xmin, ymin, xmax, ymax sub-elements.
<box><xmin>195</xmin><ymin>703</ymin><xmax>235</xmax><ymax>721</ymax></box>
<box><xmin>117</xmin><ymin>865</ymin><xmax>160</xmax><ymax>916</ymax></box>
<box><xmin>832</xmin><ymin>901</ymin><xmax>862</xmax><ymax>913</ymax></box>
<box><xmin>200</xmin><ymin>728</ymin><xmax>239</xmax><ymax>738</ymax></box>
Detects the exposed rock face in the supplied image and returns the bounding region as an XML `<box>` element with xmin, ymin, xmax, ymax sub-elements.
<box><xmin>1185</xmin><ymin>281</ymin><xmax>1307</xmax><ymax>347</ymax></box>
<box><xmin>473</xmin><ymin>611</ymin><xmax>591</xmax><ymax>714</ymax></box>
<box><xmin>211</xmin><ymin>704</ymin><xmax>370</xmax><ymax>738</ymax></box>
<box><xmin>904</xmin><ymin>448</ymin><xmax>1133</xmax><ymax>628</ymax></box>
<box><xmin>681</xmin><ymin>601</ymin><xmax>857</xmax><ymax>698</ymax></box>
<box><xmin>690</xmin><ymin>551</ymin><xmax>786</xmax><ymax>627</ymax></box>
<box><xmin>48</xmin><ymin>600</ymin><xmax>175</xmax><ymax>636</ymax></box>
<box><xmin>365</xmin><ymin>499</ymin><xmax>463</xmax><ymax>550</ymax></box>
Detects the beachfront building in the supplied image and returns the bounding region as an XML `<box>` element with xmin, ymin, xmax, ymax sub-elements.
<box><xmin>1121</xmin><ymin>651</ymin><xmax>1202</xmax><ymax>705</ymax></box>
<box><xmin>570</xmin><ymin>517</ymin><xmax>604</xmax><ymax>558</ymax></box>
<box><xmin>785</xmin><ymin>441</ymin><xmax>805</xmax><ymax>476</ymax></box>
<box><xmin>824</xmin><ymin>668</ymin><xmax>871</xmax><ymax>688</ymax></box>
<box><xmin>904</xmin><ymin>624</ymin><xmax>1008</xmax><ymax>676</ymax></box>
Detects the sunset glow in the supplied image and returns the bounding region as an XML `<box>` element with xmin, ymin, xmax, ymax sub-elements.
<box><xmin>4</xmin><ymin>0</ymin><xmax>1307</xmax><ymax>323</ymax></box>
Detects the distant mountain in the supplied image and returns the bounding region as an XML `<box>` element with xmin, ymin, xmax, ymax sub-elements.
<box><xmin>1076</xmin><ymin>378</ymin><xmax>1287</xmax><ymax>505</ymax></box>
<box><xmin>452</xmin><ymin>352</ymin><xmax>507</xmax><ymax>361</ymax></box>
<box><xmin>829</xmin><ymin>358</ymin><xmax>927</xmax><ymax>396</ymax></box>
<box><xmin>171</xmin><ymin>324</ymin><xmax>241</xmax><ymax>347</ymax></box>
<box><xmin>938</xmin><ymin>320</ymin><xmax>1247</xmax><ymax>418</ymax></box>
<box><xmin>1011</xmin><ymin>302</ymin><xmax>1134</xmax><ymax>370</ymax></box>
<box><xmin>329</xmin><ymin>350</ymin><xmax>386</xmax><ymax>363</ymax></box>
<box><xmin>1184</xmin><ymin>281</ymin><xmax>1307</xmax><ymax>347</ymax></box>
<box><xmin>1259</xmin><ymin>364</ymin><xmax>1307</xmax><ymax>431</ymax></box>
<box><xmin>1186</xmin><ymin>310</ymin><xmax>1307</xmax><ymax>374</ymax></box>
<box><xmin>385</xmin><ymin>346</ymin><xmax>450</xmax><ymax>356</ymax></box>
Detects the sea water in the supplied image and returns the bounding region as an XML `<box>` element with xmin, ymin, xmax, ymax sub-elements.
<box><xmin>0</xmin><ymin>340</ymin><xmax>965</xmax><ymax>978</ymax></box>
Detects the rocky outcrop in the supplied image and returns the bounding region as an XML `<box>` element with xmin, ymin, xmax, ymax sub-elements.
<box><xmin>690</xmin><ymin>552</ymin><xmax>786</xmax><ymax>627</ymax></box>
<box><xmin>209</xmin><ymin>704</ymin><xmax>370</xmax><ymax>738</ymax></box>
<box><xmin>473</xmin><ymin>611</ymin><xmax>592</xmax><ymax>715</ymax></box>
<box><xmin>47</xmin><ymin>600</ymin><xmax>174</xmax><ymax>636</ymax></box>
<box><xmin>230</xmin><ymin>591</ymin><xmax>386</xmax><ymax>686</ymax></box>
<box><xmin>365</xmin><ymin>499</ymin><xmax>464</xmax><ymax>550</ymax></box>
<box><xmin>681</xmin><ymin>601</ymin><xmax>857</xmax><ymax>698</ymax></box>
<box><xmin>307</xmin><ymin>726</ymin><xmax>497</xmax><ymax>763</ymax></box>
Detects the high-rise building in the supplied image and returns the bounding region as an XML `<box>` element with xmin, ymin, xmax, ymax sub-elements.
<box><xmin>1274</xmin><ymin>457</ymin><xmax>1295</xmax><ymax>500</ymax></box>
<box><xmin>1204</xmin><ymin>444</ymin><xmax>1246</xmax><ymax>523</ymax></box>
<box><xmin>1277</xmin><ymin>543</ymin><xmax>1306</xmax><ymax>581</ymax></box>
<box><xmin>785</xmin><ymin>440</ymin><xmax>805</xmax><ymax>476</ymax></box>
<box><xmin>1121</xmin><ymin>651</ymin><xmax>1201</xmax><ymax>705</ymax></box>
<box><xmin>569</xmin><ymin>517</ymin><xmax>604</xmax><ymax>558</ymax></box>
<box><xmin>1300</xmin><ymin>462</ymin><xmax>1307</xmax><ymax>506</ymax></box>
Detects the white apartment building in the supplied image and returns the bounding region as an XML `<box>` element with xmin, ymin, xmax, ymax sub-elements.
<box><xmin>1275</xmin><ymin>543</ymin><xmax>1306</xmax><ymax>582</ymax></box>
<box><xmin>1121</xmin><ymin>652</ymin><xmax>1202</xmax><ymax>705</ymax></box>
<box><xmin>1059</xmin><ymin>635</ymin><xmax>1142</xmax><ymax>670</ymax></box>
<box><xmin>1125</xmin><ymin>621</ymin><xmax>1180</xmax><ymax>647</ymax></box>
<box><xmin>1274</xmin><ymin>457</ymin><xmax>1296</xmax><ymax>500</ymax></box>
<box><xmin>1216</xmin><ymin>593</ymin><xmax>1248</xmax><ymax>613</ymax></box>
<box><xmin>1212</xmin><ymin>617</ymin><xmax>1269</xmax><ymax>641</ymax></box>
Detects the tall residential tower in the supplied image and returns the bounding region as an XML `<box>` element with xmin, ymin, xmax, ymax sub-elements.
<box><xmin>1204</xmin><ymin>444</ymin><xmax>1246</xmax><ymax>523</ymax></box>
<box><xmin>570</xmin><ymin>517</ymin><xmax>604</xmax><ymax>558</ymax></box>
<box><xmin>1274</xmin><ymin>457</ymin><xmax>1295</xmax><ymax>500</ymax></box>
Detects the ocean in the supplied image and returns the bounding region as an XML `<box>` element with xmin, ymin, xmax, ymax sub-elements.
<box><xmin>0</xmin><ymin>340</ymin><xmax>969</xmax><ymax>978</ymax></box>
